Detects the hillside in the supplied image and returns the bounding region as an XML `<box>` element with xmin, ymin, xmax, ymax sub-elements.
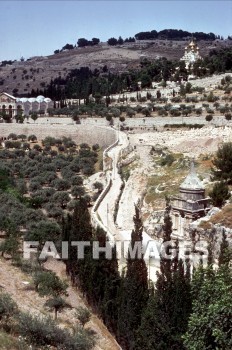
<box><xmin>0</xmin><ymin>39</ymin><xmax>232</xmax><ymax>96</ymax></box>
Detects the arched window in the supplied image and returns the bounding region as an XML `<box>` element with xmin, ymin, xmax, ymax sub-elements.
<box><xmin>9</xmin><ymin>105</ymin><xmax>12</xmax><ymax>117</ymax></box>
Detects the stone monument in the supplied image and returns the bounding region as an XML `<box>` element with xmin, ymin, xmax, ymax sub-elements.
<box><xmin>171</xmin><ymin>161</ymin><xmax>210</xmax><ymax>239</ymax></box>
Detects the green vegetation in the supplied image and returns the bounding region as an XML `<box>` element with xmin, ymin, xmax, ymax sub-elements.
<box><xmin>183</xmin><ymin>265</ymin><xmax>232</xmax><ymax>349</ymax></box>
<box><xmin>0</xmin><ymin>330</ymin><xmax>19</xmax><ymax>350</ymax></box>
<box><xmin>209</xmin><ymin>181</ymin><xmax>230</xmax><ymax>207</ymax></box>
<box><xmin>30</xmin><ymin>46</ymin><xmax>232</xmax><ymax>102</ymax></box>
<box><xmin>0</xmin><ymin>134</ymin><xmax>102</xmax><ymax>262</ymax></box>
<box><xmin>160</xmin><ymin>153</ymin><xmax>175</xmax><ymax>166</ymax></box>
<box><xmin>16</xmin><ymin>311</ymin><xmax>96</xmax><ymax>349</ymax></box>
<box><xmin>212</xmin><ymin>142</ymin><xmax>232</xmax><ymax>183</ymax></box>
<box><xmin>75</xmin><ymin>307</ymin><xmax>91</xmax><ymax>327</ymax></box>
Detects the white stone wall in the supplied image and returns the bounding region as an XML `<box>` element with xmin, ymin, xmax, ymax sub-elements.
<box><xmin>0</xmin><ymin>123</ymin><xmax>116</xmax><ymax>148</ymax></box>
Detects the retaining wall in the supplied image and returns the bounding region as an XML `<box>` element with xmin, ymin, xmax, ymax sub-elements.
<box><xmin>0</xmin><ymin>123</ymin><xmax>116</xmax><ymax>149</ymax></box>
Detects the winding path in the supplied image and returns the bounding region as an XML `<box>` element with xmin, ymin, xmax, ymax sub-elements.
<box><xmin>92</xmin><ymin>128</ymin><xmax>161</xmax><ymax>280</ymax></box>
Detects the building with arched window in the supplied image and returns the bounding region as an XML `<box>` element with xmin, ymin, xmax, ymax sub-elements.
<box><xmin>0</xmin><ymin>92</ymin><xmax>17</xmax><ymax>118</ymax></box>
<box><xmin>0</xmin><ymin>92</ymin><xmax>53</xmax><ymax>119</ymax></box>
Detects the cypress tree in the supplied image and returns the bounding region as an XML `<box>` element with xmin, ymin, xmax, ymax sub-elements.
<box><xmin>136</xmin><ymin>204</ymin><xmax>192</xmax><ymax>349</ymax></box>
<box><xmin>67</xmin><ymin>198</ymin><xmax>93</xmax><ymax>290</ymax></box>
<box><xmin>135</xmin><ymin>294</ymin><xmax>173</xmax><ymax>350</ymax></box>
<box><xmin>218</xmin><ymin>229</ymin><xmax>231</xmax><ymax>267</ymax></box>
<box><xmin>91</xmin><ymin>227</ymin><xmax>120</xmax><ymax>333</ymax></box>
<box><xmin>70</xmin><ymin>198</ymin><xmax>92</xmax><ymax>242</ymax></box>
<box><xmin>118</xmin><ymin>205</ymin><xmax>148</xmax><ymax>349</ymax></box>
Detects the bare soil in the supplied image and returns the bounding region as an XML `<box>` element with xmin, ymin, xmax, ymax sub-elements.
<box><xmin>0</xmin><ymin>257</ymin><xmax>120</xmax><ymax>350</ymax></box>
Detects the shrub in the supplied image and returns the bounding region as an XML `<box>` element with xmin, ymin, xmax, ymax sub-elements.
<box><xmin>33</xmin><ymin>144</ymin><xmax>42</xmax><ymax>152</ymax></box>
<box><xmin>28</xmin><ymin>135</ymin><xmax>37</xmax><ymax>142</ymax></box>
<box><xmin>33</xmin><ymin>271</ymin><xmax>68</xmax><ymax>298</ymax></box>
<box><xmin>225</xmin><ymin>113</ymin><xmax>232</xmax><ymax>121</ymax></box>
<box><xmin>17</xmin><ymin>312</ymin><xmax>68</xmax><ymax>347</ymax></box>
<box><xmin>205</xmin><ymin>114</ymin><xmax>213</xmax><ymax>122</ymax></box>
<box><xmin>211</xmin><ymin>142</ymin><xmax>232</xmax><ymax>182</ymax></box>
<box><xmin>7</xmin><ymin>133</ymin><xmax>17</xmax><ymax>140</ymax></box>
<box><xmin>80</xmin><ymin>143</ymin><xmax>90</xmax><ymax>149</ymax></box>
<box><xmin>92</xmin><ymin>144</ymin><xmax>100</xmax><ymax>151</ymax></box>
<box><xmin>75</xmin><ymin>306</ymin><xmax>91</xmax><ymax>327</ymax></box>
<box><xmin>209</xmin><ymin>181</ymin><xmax>230</xmax><ymax>207</ymax></box>
<box><xmin>4</xmin><ymin>141</ymin><xmax>13</xmax><ymax>149</ymax></box>
<box><xmin>93</xmin><ymin>181</ymin><xmax>103</xmax><ymax>192</ymax></box>
<box><xmin>0</xmin><ymin>292</ymin><xmax>18</xmax><ymax>321</ymax></box>
<box><xmin>18</xmin><ymin>134</ymin><xmax>27</xmax><ymax>141</ymax></box>
<box><xmin>44</xmin><ymin>296</ymin><xmax>69</xmax><ymax>320</ymax></box>
<box><xmin>160</xmin><ymin>154</ymin><xmax>175</xmax><ymax>166</ymax></box>
<box><xmin>0</xmin><ymin>235</ymin><xmax>20</xmax><ymax>258</ymax></box>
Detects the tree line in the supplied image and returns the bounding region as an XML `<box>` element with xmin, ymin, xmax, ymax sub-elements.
<box><xmin>64</xmin><ymin>199</ymin><xmax>231</xmax><ymax>350</ymax></box>
<box><xmin>28</xmin><ymin>47</ymin><xmax>232</xmax><ymax>102</ymax></box>
<box><xmin>0</xmin><ymin>134</ymin><xmax>231</xmax><ymax>349</ymax></box>
<box><xmin>135</xmin><ymin>29</ymin><xmax>220</xmax><ymax>41</ymax></box>
<box><xmin>52</xmin><ymin>28</ymin><xmax>224</xmax><ymax>55</ymax></box>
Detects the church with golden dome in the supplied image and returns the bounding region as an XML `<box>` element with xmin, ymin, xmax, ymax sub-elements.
<box><xmin>180</xmin><ymin>40</ymin><xmax>202</xmax><ymax>69</ymax></box>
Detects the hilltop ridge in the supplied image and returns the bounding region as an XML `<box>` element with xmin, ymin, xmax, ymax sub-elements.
<box><xmin>0</xmin><ymin>39</ymin><xmax>232</xmax><ymax>96</ymax></box>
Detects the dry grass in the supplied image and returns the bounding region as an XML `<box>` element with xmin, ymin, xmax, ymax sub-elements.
<box><xmin>145</xmin><ymin>153</ymin><xmax>213</xmax><ymax>209</ymax></box>
<box><xmin>210</xmin><ymin>204</ymin><xmax>232</xmax><ymax>228</ymax></box>
<box><xmin>145</xmin><ymin>153</ymin><xmax>189</xmax><ymax>206</ymax></box>
<box><xmin>198</xmin><ymin>220</ymin><xmax>212</xmax><ymax>230</ymax></box>
<box><xmin>0</xmin><ymin>331</ymin><xmax>19</xmax><ymax>350</ymax></box>
<box><xmin>94</xmin><ymin>148</ymin><xmax>104</xmax><ymax>172</ymax></box>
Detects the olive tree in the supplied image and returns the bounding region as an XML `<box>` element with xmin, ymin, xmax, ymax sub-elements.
<box><xmin>71</xmin><ymin>186</ymin><xmax>86</xmax><ymax>199</ymax></box>
<box><xmin>52</xmin><ymin>191</ymin><xmax>70</xmax><ymax>208</ymax></box>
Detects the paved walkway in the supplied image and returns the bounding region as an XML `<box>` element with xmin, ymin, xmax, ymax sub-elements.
<box><xmin>94</xmin><ymin>129</ymin><xmax>161</xmax><ymax>280</ymax></box>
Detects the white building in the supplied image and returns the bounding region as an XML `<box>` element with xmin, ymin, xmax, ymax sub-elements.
<box><xmin>0</xmin><ymin>92</ymin><xmax>53</xmax><ymax>118</ymax></box>
<box><xmin>180</xmin><ymin>40</ymin><xmax>202</xmax><ymax>69</ymax></box>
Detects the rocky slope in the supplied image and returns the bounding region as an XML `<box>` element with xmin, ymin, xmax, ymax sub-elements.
<box><xmin>0</xmin><ymin>39</ymin><xmax>232</xmax><ymax>96</ymax></box>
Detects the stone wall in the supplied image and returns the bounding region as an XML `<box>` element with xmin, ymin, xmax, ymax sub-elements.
<box><xmin>0</xmin><ymin>123</ymin><xmax>116</xmax><ymax>149</ymax></box>
<box><xmin>80</xmin><ymin>116</ymin><xmax>230</xmax><ymax>128</ymax></box>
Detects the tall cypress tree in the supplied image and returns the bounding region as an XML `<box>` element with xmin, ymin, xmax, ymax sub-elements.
<box><xmin>67</xmin><ymin>198</ymin><xmax>93</xmax><ymax>290</ymax></box>
<box><xmin>90</xmin><ymin>227</ymin><xmax>120</xmax><ymax>333</ymax></box>
<box><xmin>118</xmin><ymin>205</ymin><xmax>148</xmax><ymax>350</ymax></box>
<box><xmin>70</xmin><ymin>197</ymin><xmax>92</xmax><ymax>242</ymax></box>
<box><xmin>155</xmin><ymin>203</ymin><xmax>173</xmax><ymax>315</ymax></box>
<box><xmin>136</xmin><ymin>204</ymin><xmax>192</xmax><ymax>350</ymax></box>
<box><xmin>218</xmin><ymin>229</ymin><xmax>231</xmax><ymax>267</ymax></box>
